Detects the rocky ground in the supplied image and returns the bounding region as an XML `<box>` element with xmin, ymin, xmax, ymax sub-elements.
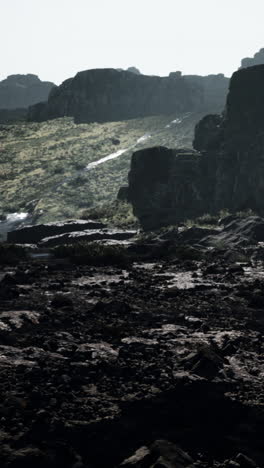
<box><xmin>0</xmin><ymin>217</ymin><xmax>263</xmax><ymax>467</ymax></box>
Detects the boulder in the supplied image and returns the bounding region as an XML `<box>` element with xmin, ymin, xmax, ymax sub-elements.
<box><xmin>39</xmin><ymin>229</ymin><xmax>137</xmax><ymax>247</ymax></box>
<box><xmin>128</xmin><ymin>147</ymin><xmax>218</xmax><ymax>230</ymax></box>
<box><xmin>7</xmin><ymin>219</ymin><xmax>106</xmax><ymax>244</ymax></box>
<box><xmin>120</xmin><ymin>440</ymin><xmax>194</xmax><ymax>467</ymax></box>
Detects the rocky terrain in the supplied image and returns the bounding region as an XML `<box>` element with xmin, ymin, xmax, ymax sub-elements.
<box><xmin>0</xmin><ymin>215</ymin><xmax>263</xmax><ymax>467</ymax></box>
<box><xmin>1</xmin><ymin>51</ymin><xmax>264</xmax><ymax>468</ymax></box>
<box><xmin>0</xmin><ymin>74</ymin><xmax>55</xmax><ymax>110</ymax></box>
<box><xmin>127</xmin><ymin>65</ymin><xmax>264</xmax><ymax>230</ymax></box>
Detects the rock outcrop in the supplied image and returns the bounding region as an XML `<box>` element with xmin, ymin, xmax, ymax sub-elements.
<box><xmin>0</xmin><ymin>74</ymin><xmax>55</xmax><ymax>109</ymax></box>
<box><xmin>127</xmin><ymin>65</ymin><xmax>264</xmax><ymax>230</ymax></box>
<box><xmin>240</xmin><ymin>48</ymin><xmax>264</xmax><ymax>69</ymax></box>
<box><xmin>28</xmin><ymin>68</ymin><xmax>202</xmax><ymax>123</ymax></box>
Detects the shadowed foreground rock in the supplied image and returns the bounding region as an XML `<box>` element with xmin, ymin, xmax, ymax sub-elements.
<box><xmin>0</xmin><ymin>223</ymin><xmax>264</xmax><ymax>467</ymax></box>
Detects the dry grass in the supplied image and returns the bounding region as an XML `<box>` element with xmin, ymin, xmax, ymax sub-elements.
<box><xmin>0</xmin><ymin>112</ymin><xmax>203</xmax><ymax>222</ymax></box>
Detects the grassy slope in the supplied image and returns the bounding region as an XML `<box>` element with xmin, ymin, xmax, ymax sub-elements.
<box><xmin>0</xmin><ymin>112</ymin><xmax>204</xmax><ymax>223</ymax></box>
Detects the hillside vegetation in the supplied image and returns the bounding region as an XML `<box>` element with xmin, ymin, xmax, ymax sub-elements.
<box><xmin>0</xmin><ymin>112</ymin><xmax>203</xmax><ymax>222</ymax></box>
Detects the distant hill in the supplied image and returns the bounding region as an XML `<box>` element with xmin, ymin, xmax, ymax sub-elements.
<box><xmin>0</xmin><ymin>74</ymin><xmax>55</xmax><ymax>110</ymax></box>
<box><xmin>28</xmin><ymin>68</ymin><xmax>229</xmax><ymax>124</ymax></box>
<box><xmin>240</xmin><ymin>48</ymin><xmax>264</xmax><ymax>69</ymax></box>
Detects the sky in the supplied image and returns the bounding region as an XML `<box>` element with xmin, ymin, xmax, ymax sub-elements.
<box><xmin>1</xmin><ymin>0</ymin><xmax>264</xmax><ymax>85</ymax></box>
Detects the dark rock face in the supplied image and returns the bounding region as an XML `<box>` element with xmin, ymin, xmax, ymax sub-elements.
<box><xmin>7</xmin><ymin>219</ymin><xmax>136</xmax><ymax>248</ymax></box>
<box><xmin>128</xmin><ymin>65</ymin><xmax>264</xmax><ymax>229</ymax></box>
<box><xmin>27</xmin><ymin>68</ymin><xmax>203</xmax><ymax>123</ymax></box>
<box><xmin>240</xmin><ymin>48</ymin><xmax>264</xmax><ymax>69</ymax></box>
<box><xmin>0</xmin><ymin>74</ymin><xmax>55</xmax><ymax>110</ymax></box>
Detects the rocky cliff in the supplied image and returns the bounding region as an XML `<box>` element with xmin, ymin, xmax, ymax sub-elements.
<box><xmin>28</xmin><ymin>68</ymin><xmax>203</xmax><ymax>123</ymax></box>
<box><xmin>0</xmin><ymin>74</ymin><xmax>55</xmax><ymax>110</ymax></box>
<box><xmin>127</xmin><ymin>65</ymin><xmax>264</xmax><ymax>230</ymax></box>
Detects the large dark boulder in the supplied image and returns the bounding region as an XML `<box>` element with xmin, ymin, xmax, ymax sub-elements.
<box><xmin>128</xmin><ymin>147</ymin><xmax>218</xmax><ymax>230</ymax></box>
<box><xmin>120</xmin><ymin>440</ymin><xmax>194</xmax><ymax>467</ymax></box>
<box><xmin>27</xmin><ymin>68</ymin><xmax>203</xmax><ymax>124</ymax></box>
<box><xmin>0</xmin><ymin>74</ymin><xmax>55</xmax><ymax>110</ymax></box>
<box><xmin>127</xmin><ymin>65</ymin><xmax>264</xmax><ymax>229</ymax></box>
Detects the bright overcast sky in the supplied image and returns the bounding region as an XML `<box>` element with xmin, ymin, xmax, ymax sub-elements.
<box><xmin>1</xmin><ymin>0</ymin><xmax>264</xmax><ymax>84</ymax></box>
